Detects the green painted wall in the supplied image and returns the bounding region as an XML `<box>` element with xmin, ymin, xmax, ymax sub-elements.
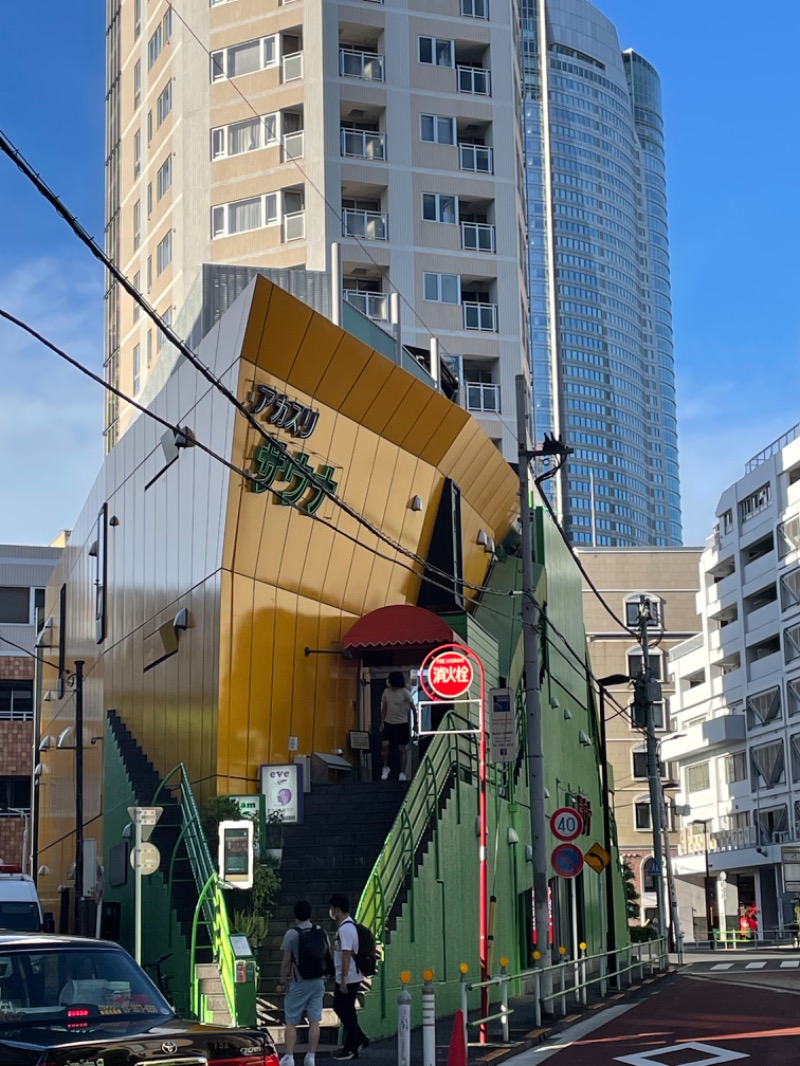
<box><xmin>102</xmin><ymin>719</ymin><xmax>193</xmax><ymax>1015</ymax></box>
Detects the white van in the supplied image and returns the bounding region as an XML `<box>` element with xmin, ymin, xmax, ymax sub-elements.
<box><xmin>0</xmin><ymin>869</ymin><xmax>49</xmax><ymax>932</ymax></box>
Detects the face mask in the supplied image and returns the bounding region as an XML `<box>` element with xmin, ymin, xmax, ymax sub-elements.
<box><xmin>329</xmin><ymin>908</ymin><xmax>337</xmax><ymax>921</ymax></box>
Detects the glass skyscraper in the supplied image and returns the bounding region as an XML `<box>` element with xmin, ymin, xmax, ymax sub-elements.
<box><xmin>522</xmin><ymin>0</ymin><xmax>681</xmax><ymax>546</ymax></box>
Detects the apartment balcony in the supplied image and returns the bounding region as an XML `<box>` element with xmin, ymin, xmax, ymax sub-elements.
<box><xmin>745</xmin><ymin>599</ymin><xmax>779</xmax><ymax>638</ymax></box>
<box><xmin>463</xmin><ymin>302</ymin><xmax>497</xmax><ymax>332</ymax></box>
<box><xmin>465</xmin><ymin>381</ymin><xmax>500</xmax><ymax>414</ymax></box>
<box><xmin>282</xmin><ymin>130</ymin><xmax>304</xmax><ymax>160</ymax></box>
<box><xmin>459</xmin><ymin>143</ymin><xmax>493</xmax><ymax>174</ymax></box>
<box><xmin>283</xmin><ymin>209</ymin><xmax>305</xmax><ymax>241</ymax></box>
<box><xmin>343</xmin><ymin>289</ymin><xmax>389</xmax><ymax>322</ymax></box>
<box><xmin>708</xmin><ymin>617</ymin><xmax>742</xmax><ymax>656</ymax></box>
<box><xmin>282</xmin><ymin>52</ymin><xmax>303</xmax><ymax>82</ymax></box>
<box><xmin>702</xmin><ymin>713</ymin><xmax>746</xmax><ymax>747</ymax></box>
<box><xmin>457</xmin><ymin>65</ymin><xmax>491</xmax><ymax>96</ymax></box>
<box><xmin>748</xmin><ymin>649</ymin><xmax>782</xmax><ymax>683</ymax></box>
<box><xmin>742</xmin><ymin>550</ymin><xmax>775</xmax><ymax>590</ymax></box>
<box><xmin>339</xmin><ymin>48</ymin><xmax>384</xmax><ymax>81</ymax></box>
<box><xmin>340</xmin><ymin>129</ymin><xmax>386</xmax><ymax>161</ymax></box>
<box><xmin>461</xmin><ymin>221</ymin><xmax>495</xmax><ymax>252</ymax></box>
<box><xmin>342</xmin><ymin>208</ymin><xmax>387</xmax><ymax>241</ymax></box>
<box><xmin>678</xmin><ymin>825</ymin><xmax>757</xmax><ymax>858</ymax></box>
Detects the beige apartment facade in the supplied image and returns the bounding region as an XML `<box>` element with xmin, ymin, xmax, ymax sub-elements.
<box><xmin>577</xmin><ymin>547</ymin><xmax>704</xmax><ymax>928</ymax></box>
<box><xmin>106</xmin><ymin>0</ymin><xmax>527</xmax><ymax>454</ymax></box>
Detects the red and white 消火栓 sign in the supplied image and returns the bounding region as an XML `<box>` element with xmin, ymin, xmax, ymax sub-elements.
<box><xmin>424</xmin><ymin>651</ymin><xmax>474</xmax><ymax>700</ymax></box>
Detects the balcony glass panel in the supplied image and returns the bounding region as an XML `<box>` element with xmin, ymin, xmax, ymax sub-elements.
<box><xmin>466</xmin><ymin>382</ymin><xmax>500</xmax><ymax>413</ymax></box>
<box><xmin>457</xmin><ymin>66</ymin><xmax>491</xmax><ymax>96</ymax></box>
<box><xmin>343</xmin><ymin>290</ymin><xmax>389</xmax><ymax>321</ymax></box>
<box><xmin>282</xmin><ymin>52</ymin><xmax>304</xmax><ymax>82</ymax></box>
<box><xmin>463</xmin><ymin>302</ymin><xmax>497</xmax><ymax>331</ymax></box>
<box><xmin>283</xmin><ymin>210</ymin><xmax>305</xmax><ymax>241</ymax></box>
<box><xmin>340</xmin><ymin>129</ymin><xmax>386</xmax><ymax>160</ymax></box>
<box><xmin>339</xmin><ymin>49</ymin><xmax>384</xmax><ymax>81</ymax></box>
<box><xmin>459</xmin><ymin>143</ymin><xmax>492</xmax><ymax>173</ymax></box>
<box><xmin>342</xmin><ymin>209</ymin><xmax>387</xmax><ymax>241</ymax></box>
<box><xmin>461</xmin><ymin>221</ymin><xmax>495</xmax><ymax>252</ymax></box>
<box><xmin>282</xmin><ymin>130</ymin><xmax>305</xmax><ymax>160</ymax></box>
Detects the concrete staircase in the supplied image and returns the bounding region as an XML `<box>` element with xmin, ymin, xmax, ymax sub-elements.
<box><xmin>257</xmin><ymin>779</ymin><xmax>408</xmax><ymax>1049</ymax></box>
<box><xmin>196</xmin><ymin>961</ymin><xmax>234</xmax><ymax>1026</ymax></box>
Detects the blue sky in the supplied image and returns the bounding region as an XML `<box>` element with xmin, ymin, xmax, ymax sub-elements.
<box><xmin>0</xmin><ymin>1</ymin><xmax>799</xmax><ymax>547</ymax></box>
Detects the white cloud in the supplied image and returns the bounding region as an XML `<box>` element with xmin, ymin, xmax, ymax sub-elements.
<box><xmin>0</xmin><ymin>257</ymin><xmax>105</xmax><ymax>545</ymax></box>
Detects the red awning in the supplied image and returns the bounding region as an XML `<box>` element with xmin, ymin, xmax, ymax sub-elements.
<box><xmin>342</xmin><ymin>604</ymin><xmax>456</xmax><ymax>652</ymax></box>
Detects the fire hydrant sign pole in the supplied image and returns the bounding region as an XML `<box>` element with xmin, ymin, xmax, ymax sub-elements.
<box><xmin>128</xmin><ymin>806</ymin><xmax>163</xmax><ymax>964</ymax></box>
<box><xmin>419</xmin><ymin>644</ymin><xmax>488</xmax><ymax>1041</ymax></box>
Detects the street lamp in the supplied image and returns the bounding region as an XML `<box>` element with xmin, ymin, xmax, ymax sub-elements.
<box><xmin>597</xmin><ymin>674</ymin><xmax>632</xmax><ymax>978</ymax></box>
<box><xmin>692</xmin><ymin>818</ymin><xmax>713</xmax><ymax>945</ymax></box>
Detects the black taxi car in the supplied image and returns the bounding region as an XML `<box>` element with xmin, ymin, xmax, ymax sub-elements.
<box><xmin>0</xmin><ymin>932</ymin><xmax>278</xmax><ymax>1065</ymax></box>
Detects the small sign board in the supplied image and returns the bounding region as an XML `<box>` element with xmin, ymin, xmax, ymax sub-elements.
<box><xmin>583</xmin><ymin>842</ymin><xmax>611</xmax><ymax>874</ymax></box>
<box><xmin>260</xmin><ymin>763</ymin><xmax>304</xmax><ymax>824</ymax></box>
<box><xmin>130</xmin><ymin>842</ymin><xmax>160</xmax><ymax>876</ymax></box>
<box><xmin>550</xmin><ymin>807</ymin><xmax>583</xmax><ymax>842</ymax></box>
<box><xmin>551</xmin><ymin>843</ymin><xmax>584</xmax><ymax>879</ymax></box>
<box><xmin>782</xmin><ymin>846</ymin><xmax>800</xmax><ymax>892</ymax></box>
<box><xmin>219</xmin><ymin>820</ymin><xmax>253</xmax><ymax>889</ymax></box>
<box><xmin>423</xmin><ymin>651</ymin><xmax>474</xmax><ymax>701</ymax></box>
<box><xmin>127</xmin><ymin>806</ymin><xmax>163</xmax><ymax>843</ymax></box>
<box><xmin>489</xmin><ymin>687</ymin><xmax>516</xmax><ymax>763</ymax></box>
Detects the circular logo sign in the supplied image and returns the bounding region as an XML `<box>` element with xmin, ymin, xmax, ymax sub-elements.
<box><xmin>130</xmin><ymin>842</ymin><xmax>161</xmax><ymax>876</ymax></box>
<box><xmin>424</xmin><ymin>651</ymin><xmax>474</xmax><ymax>700</ymax></box>
<box><xmin>550</xmin><ymin>807</ymin><xmax>584</xmax><ymax>842</ymax></box>
<box><xmin>551</xmin><ymin>843</ymin><xmax>584</xmax><ymax>879</ymax></box>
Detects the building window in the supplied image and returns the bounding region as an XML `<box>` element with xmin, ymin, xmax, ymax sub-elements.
<box><xmin>686</xmin><ymin>761</ymin><xmax>710</xmax><ymax>794</ymax></box>
<box><xmin>422</xmin><ymin>193</ymin><xmax>457</xmax><ymax>224</ymax></box>
<box><xmin>147</xmin><ymin>182</ymin><xmax>153</xmax><ymax>218</ymax></box>
<box><xmin>133</xmin><ymin>272</ymin><xmax>141</xmax><ymax>322</ymax></box>
<box><xmin>0</xmin><ymin>775</ymin><xmax>32</xmax><ymax>810</ymax></box>
<box><xmin>746</xmin><ymin>686</ymin><xmax>781</xmax><ymax>729</ymax></box>
<box><xmin>0</xmin><ymin>587</ymin><xmax>30</xmax><ymax>624</ymax></box>
<box><xmin>132</xmin><ymin>344</ymin><xmax>141</xmax><ymax>394</ymax></box>
<box><xmin>462</xmin><ymin>0</ymin><xmax>488</xmax><ymax>16</ymax></box>
<box><xmin>786</xmin><ymin>623</ymin><xmax>800</xmax><ymax>664</ymax></box>
<box><xmin>211</xmin><ymin>114</ymin><xmax>277</xmax><ymax>159</ymax></box>
<box><xmin>634</xmin><ymin>797</ymin><xmax>651</xmax><ymax>830</ymax></box>
<box><xmin>788</xmin><ymin>678</ymin><xmax>800</xmax><ymax>717</ymax></box>
<box><xmin>156</xmin><ymin>81</ymin><xmax>173</xmax><ymax>127</ymax></box>
<box><xmin>740</xmin><ymin>483</ymin><xmax>771</xmax><ymax>524</ymax></box>
<box><xmin>133</xmin><ymin>129</ymin><xmax>141</xmax><ymax>179</ymax></box>
<box><xmin>147</xmin><ymin>10</ymin><xmax>172</xmax><ymax>71</ymax></box>
<box><xmin>146</xmin><ymin>329</ymin><xmax>153</xmax><ymax>367</ymax></box>
<box><xmin>632</xmin><ymin>751</ymin><xmax>647</xmax><ymax>779</ymax></box>
<box><xmin>133</xmin><ymin>199</ymin><xmax>141</xmax><ymax>251</ymax></box>
<box><xmin>420</xmin><ymin>114</ymin><xmax>455</xmax><ymax>145</ymax></box>
<box><xmin>418</xmin><ymin>36</ymin><xmax>454</xmax><ymax>67</ymax></box>
<box><xmin>147</xmin><ymin>109</ymin><xmax>153</xmax><ymax>144</ymax></box>
<box><xmin>625</xmin><ymin>595</ymin><xmax>662</xmax><ymax>629</ymax></box>
<box><xmin>146</xmin><ymin>255</ymin><xmax>152</xmax><ymax>290</ymax></box>
<box><xmin>751</xmin><ymin>740</ymin><xmax>785</xmax><ymax>789</ymax></box>
<box><xmin>211</xmin><ymin>192</ymin><xmax>279</xmax><ymax>237</ymax></box>
<box><xmin>0</xmin><ymin>681</ymin><xmax>34</xmax><ymax>722</ymax></box>
<box><xmin>781</xmin><ymin>568</ymin><xmax>800</xmax><ymax>611</ymax></box>
<box><xmin>627</xmin><ymin>649</ymin><xmax>663</xmax><ymax>680</ymax></box>
<box><xmin>133</xmin><ymin>59</ymin><xmax>142</xmax><ymax>108</ymax></box>
<box><xmin>156</xmin><ymin>155</ymin><xmax>172</xmax><ymax>200</ymax></box>
<box><xmin>211</xmin><ymin>36</ymin><xmax>277</xmax><ymax>81</ymax></box>
<box><xmin>724</xmin><ymin>751</ymin><xmax>747</xmax><ymax>783</ymax></box>
<box><xmin>423</xmin><ymin>272</ymin><xmax>460</xmax><ymax>304</ymax></box>
<box><xmin>156</xmin><ymin>232</ymin><xmax>172</xmax><ymax>274</ymax></box>
<box><xmin>779</xmin><ymin>515</ymin><xmax>800</xmax><ymax>558</ymax></box>
<box><xmin>134</xmin><ymin>0</ymin><xmax>141</xmax><ymax>38</ymax></box>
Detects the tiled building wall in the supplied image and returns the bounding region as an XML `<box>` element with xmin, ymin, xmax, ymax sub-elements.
<box><xmin>0</xmin><ymin>656</ymin><xmax>33</xmax><ymax>866</ymax></box>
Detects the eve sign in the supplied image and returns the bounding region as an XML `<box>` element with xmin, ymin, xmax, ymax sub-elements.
<box><xmin>425</xmin><ymin>651</ymin><xmax>474</xmax><ymax>700</ymax></box>
<box><xmin>550</xmin><ymin>807</ymin><xmax>584</xmax><ymax>842</ymax></box>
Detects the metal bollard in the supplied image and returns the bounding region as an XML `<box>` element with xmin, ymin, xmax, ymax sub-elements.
<box><xmin>599</xmin><ymin>953</ymin><xmax>607</xmax><ymax>998</ymax></box>
<box><xmin>499</xmin><ymin>958</ymin><xmax>510</xmax><ymax>1044</ymax></box>
<box><xmin>648</xmin><ymin>940</ymin><xmax>654</xmax><ymax>976</ymax></box>
<box><xmin>422</xmin><ymin>969</ymin><xmax>436</xmax><ymax>1066</ymax></box>
<box><xmin>397</xmin><ymin>972</ymin><xmax>412</xmax><ymax>1066</ymax></box>
<box><xmin>459</xmin><ymin>963</ymin><xmax>469</xmax><ymax>1051</ymax></box>
<box><xmin>558</xmin><ymin>948</ymin><xmax>567</xmax><ymax>1017</ymax></box>
<box><xmin>532</xmin><ymin>956</ymin><xmax>542</xmax><ymax>1029</ymax></box>
<box><xmin>579</xmin><ymin>943</ymin><xmax>587</xmax><ymax>1007</ymax></box>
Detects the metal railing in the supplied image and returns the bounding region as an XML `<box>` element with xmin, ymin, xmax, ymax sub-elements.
<box><xmin>746</xmin><ymin>419</ymin><xmax>800</xmax><ymax>472</ymax></box>
<box><xmin>465</xmin><ymin>381</ymin><xmax>500</xmax><ymax>413</ymax></box>
<box><xmin>461</xmin><ymin>221</ymin><xmax>495</xmax><ymax>252</ymax></box>
<box><xmin>283</xmin><ymin>209</ymin><xmax>306</xmax><ymax>241</ymax></box>
<box><xmin>282</xmin><ymin>130</ymin><xmax>304</xmax><ymax>160</ymax></box>
<box><xmin>281</xmin><ymin>52</ymin><xmax>303</xmax><ymax>82</ymax></box>
<box><xmin>342</xmin><ymin>208</ymin><xmax>387</xmax><ymax>241</ymax></box>
<box><xmin>340</xmin><ymin>128</ymin><xmax>386</xmax><ymax>160</ymax></box>
<box><xmin>457</xmin><ymin>66</ymin><xmax>491</xmax><ymax>95</ymax></box>
<box><xmin>459</xmin><ymin>143</ymin><xmax>492</xmax><ymax>173</ymax></box>
<box><xmin>343</xmin><ymin>289</ymin><xmax>389</xmax><ymax>321</ymax></box>
<box><xmin>463</xmin><ymin>301</ymin><xmax>497</xmax><ymax>331</ymax></box>
<box><xmin>339</xmin><ymin>48</ymin><xmax>384</xmax><ymax>81</ymax></box>
<box><xmin>151</xmin><ymin>765</ymin><xmax>240</xmax><ymax>1024</ymax></box>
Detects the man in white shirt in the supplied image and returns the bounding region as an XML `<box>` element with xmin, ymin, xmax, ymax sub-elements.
<box><xmin>329</xmin><ymin>894</ymin><xmax>370</xmax><ymax>1061</ymax></box>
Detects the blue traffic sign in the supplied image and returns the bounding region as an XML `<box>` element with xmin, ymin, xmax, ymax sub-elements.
<box><xmin>551</xmin><ymin>843</ymin><xmax>584</xmax><ymax>879</ymax></box>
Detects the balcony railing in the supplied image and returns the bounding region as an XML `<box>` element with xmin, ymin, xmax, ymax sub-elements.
<box><xmin>461</xmin><ymin>221</ymin><xmax>495</xmax><ymax>252</ymax></box>
<box><xmin>282</xmin><ymin>52</ymin><xmax>304</xmax><ymax>82</ymax></box>
<box><xmin>282</xmin><ymin>130</ymin><xmax>305</xmax><ymax>160</ymax></box>
<box><xmin>465</xmin><ymin>381</ymin><xmax>500</xmax><ymax>413</ymax></box>
<box><xmin>342</xmin><ymin>208</ymin><xmax>387</xmax><ymax>241</ymax></box>
<box><xmin>457</xmin><ymin>66</ymin><xmax>491</xmax><ymax>96</ymax></box>
<box><xmin>343</xmin><ymin>289</ymin><xmax>389</xmax><ymax>321</ymax></box>
<box><xmin>459</xmin><ymin>143</ymin><xmax>492</xmax><ymax>173</ymax></box>
<box><xmin>339</xmin><ymin>48</ymin><xmax>384</xmax><ymax>81</ymax></box>
<box><xmin>463</xmin><ymin>302</ymin><xmax>497</xmax><ymax>332</ymax></box>
<box><xmin>340</xmin><ymin>128</ymin><xmax>386</xmax><ymax>161</ymax></box>
<box><xmin>283</xmin><ymin>209</ymin><xmax>305</xmax><ymax>241</ymax></box>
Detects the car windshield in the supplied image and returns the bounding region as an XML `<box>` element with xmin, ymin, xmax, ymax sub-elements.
<box><xmin>0</xmin><ymin>903</ymin><xmax>40</xmax><ymax>932</ymax></box>
<box><xmin>0</xmin><ymin>946</ymin><xmax>173</xmax><ymax>1030</ymax></box>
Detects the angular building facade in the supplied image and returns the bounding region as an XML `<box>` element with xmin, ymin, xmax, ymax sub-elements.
<box><xmin>104</xmin><ymin>0</ymin><xmax>527</xmax><ymax>457</ymax></box>
<box><xmin>521</xmin><ymin>0</ymin><xmax>681</xmax><ymax>546</ymax></box>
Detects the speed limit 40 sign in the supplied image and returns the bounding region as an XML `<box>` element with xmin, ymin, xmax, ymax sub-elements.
<box><xmin>550</xmin><ymin>807</ymin><xmax>583</xmax><ymax>842</ymax></box>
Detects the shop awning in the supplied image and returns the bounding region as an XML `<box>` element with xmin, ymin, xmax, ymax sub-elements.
<box><xmin>342</xmin><ymin>604</ymin><xmax>456</xmax><ymax>652</ymax></box>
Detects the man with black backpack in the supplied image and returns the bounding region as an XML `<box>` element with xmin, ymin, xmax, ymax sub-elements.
<box><xmin>329</xmin><ymin>893</ymin><xmax>374</xmax><ymax>1061</ymax></box>
<box><xmin>278</xmin><ymin>900</ymin><xmax>332</xmax><ymax>1066</ymax></box>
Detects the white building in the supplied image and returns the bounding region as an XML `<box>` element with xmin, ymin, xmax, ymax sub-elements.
<box><xmin>663</xmin><ymin>424</ymin><xmax>800</xmax><ymax>942</ymax></box>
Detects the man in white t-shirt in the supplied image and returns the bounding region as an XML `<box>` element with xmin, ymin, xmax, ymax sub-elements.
<box><xmin>329</xmin><ymin>894</ymin><xmax>370</xmax><ymax>1061</ymax></box>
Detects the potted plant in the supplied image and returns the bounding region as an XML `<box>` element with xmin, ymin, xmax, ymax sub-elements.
<box><xmin>264</xmin><ymin>809</ymin><xmax>284</xmax><ymax>867</ymax></box>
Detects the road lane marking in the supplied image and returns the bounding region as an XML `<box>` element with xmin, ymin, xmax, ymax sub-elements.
<box><xmin>614</xmin><ymin>1041</ymin><xmax>749</xmax><ymax>1065</ymax></box>
<box><xmin>744</xmin><ymin>962</ymin><xmax>766</xmax><ymax>970</ymax></box>
<box><xmin>780</xmin><ymin>960</ymin><xmax>800</xmax><ymax>968</ymax></box>
<box><xmin>711</xmin><ymin>963</ymin><xmax>733</xmax><ymax>970</ymax></box>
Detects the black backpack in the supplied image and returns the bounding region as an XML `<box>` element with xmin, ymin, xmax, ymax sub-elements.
<box><xmin>295</xmin><ymin>924</ymin><xmax>331</xmax><ymax>980</ymax></box>
<box><xmin>348</xmin><ymin>920</ymin><xmax>380</xmax><ymax>978</ymax></box>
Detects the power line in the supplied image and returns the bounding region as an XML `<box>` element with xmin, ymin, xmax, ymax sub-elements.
<box><xmin>0</xmin><ymin>633</ymin><xmax>65</xmax><ymax>675</ymax></box>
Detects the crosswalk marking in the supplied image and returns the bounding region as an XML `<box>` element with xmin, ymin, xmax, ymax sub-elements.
<box><xmin>780</xmin><ymin>960</ymin><xmax>800</xmax><ymax>968</ymax></box>
<box><xmin>744</xmin><ymin>962</ymin><xmax>766</xmax><ymax>969</ymax></box>
<box><xmin>711</xmin><ymin>963</ymin><xmax>734</xmax><ymax>970</ymax></box>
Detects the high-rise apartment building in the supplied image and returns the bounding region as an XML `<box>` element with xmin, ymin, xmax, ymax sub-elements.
<box><xmin>104</xmin><ymin>0</ymin><xmax>528</xmax><ymax>455</ymax></box>
<box><xmin>521</xmin><ymin>0</ymin><xmax>681</xmax><ymax>546</ymax></box>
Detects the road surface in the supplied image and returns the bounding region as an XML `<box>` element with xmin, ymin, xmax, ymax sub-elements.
<box><xmin>516</xmin><ymin>953</ymin><xmax>800</xmax><ymax>1065</ymax></box>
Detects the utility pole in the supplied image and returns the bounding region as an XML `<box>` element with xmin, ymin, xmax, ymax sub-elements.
<box><xmin>635</xmin><ymin>599</ymin><xmax>666</xmax><ymax>939</ymax></box>
<box><xmin>515</xmin><ymin>376</ymin><xmax>550</xmax><ymax>981</ymax></box>
<box><xmin>74</xmin><ymin>660</ymin><xmax>85</xmax><ymax>934</ymax></box>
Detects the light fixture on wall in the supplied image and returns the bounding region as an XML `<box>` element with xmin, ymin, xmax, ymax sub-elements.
<box><xmin>549</xmin><ymin>696</ymin><xmax>559</xmax><ymax>710</ymax></box>
<box><xmin>476</xmin><ymin>529</ymin><xmax>488</xmax><ymax>547</ymax></box>
<box><xmin>507</xmin><ymin>827</ymin><xmax>520</xmax><ymax>845</ymax></box>
<box><xmin>578</xmin><ymin>730</ymin><xmax>592</xmax><ymax>747</ymax></box>
<box><xmin>38</xmin><ymin>736</ymin><xmax>54</xmax><ymax>752</ymax></box>
<box><xmin>484</xmin><ymin>537</ymin><xmax>495</xmax><ymax>555</ymax></box>
<box><xmin>409</xmin><ymin>496</ymin><xmax>424</xmax><ymax>512</ymax></box>
<box><xmin>57</xmin><ymin>727</ymin><xmax>75</xmax><ymax>750</ymax></box>
<box><xmin>37</xmin><ymin>865</ymin><xmax>50</xmax><ymax>876</ymax></box>
<box><xmin>544</xmin><ymin>788</ymin><xmax>550</xmax><ymax>800</ymax></box>
<box><xmin>563</xmin><ymin>708</ymin><xmax>572</xmax><ymax>721</ymax></box>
